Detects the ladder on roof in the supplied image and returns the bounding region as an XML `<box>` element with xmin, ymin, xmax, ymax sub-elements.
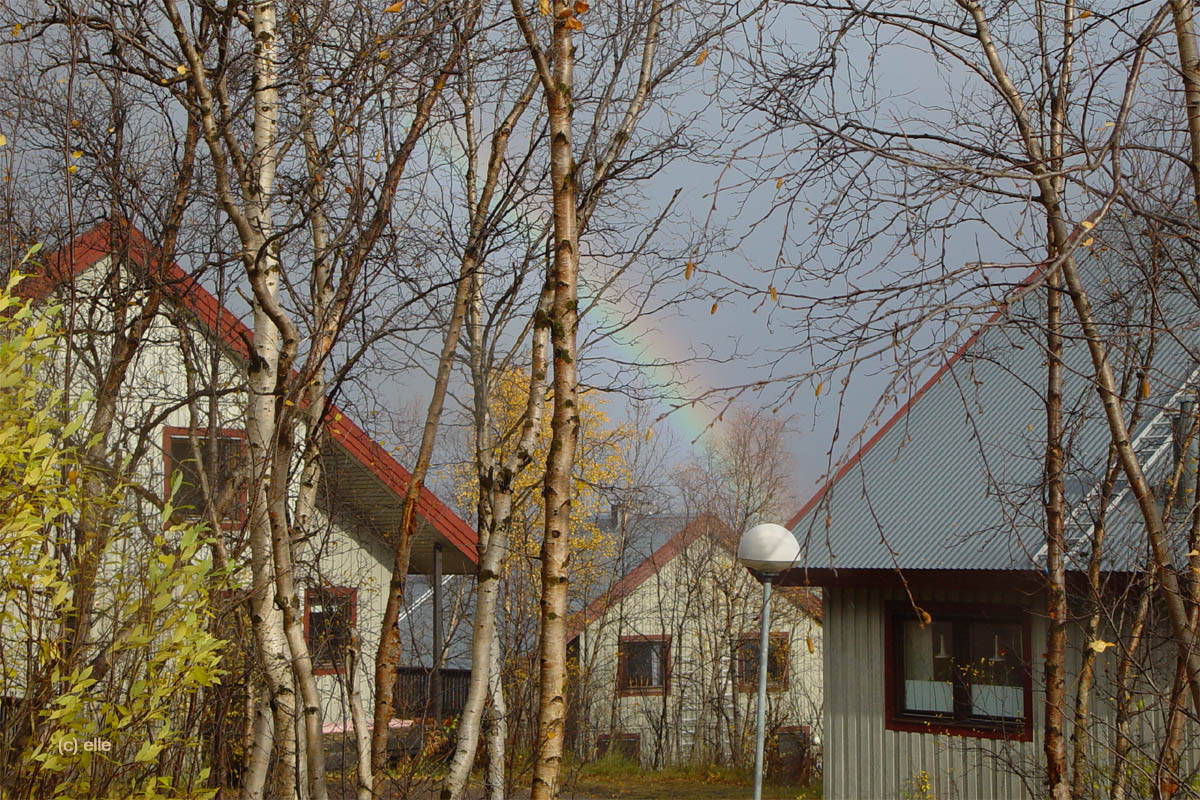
<box><xmin>1033</xmin><ymin>363</ymin><xmax>1200</xmax><ymax>567</ymax></box>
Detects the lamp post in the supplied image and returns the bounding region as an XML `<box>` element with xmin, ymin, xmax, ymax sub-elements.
<box><xmin>737</xmin><ymin>523</ymin><xmax>801</xmax><ymax>800</ymax></box>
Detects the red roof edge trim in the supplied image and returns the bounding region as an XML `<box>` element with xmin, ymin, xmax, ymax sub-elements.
<box><xmin>785</xmin><ymin>265</ymin><xmax>1048</xmax><ymax>535</ymax></box>
<box><xmin>35</xmin><ymin>223</ymin><xmax>477</xmax><ymax>565</ymax></box>
<box><xmin>567</xmin><ymin>514</ymin><xmax>821</xmax><ymax>641</ymax></box>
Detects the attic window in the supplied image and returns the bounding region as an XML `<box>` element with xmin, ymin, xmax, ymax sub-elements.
<box><xmin>886</xmin><ymin>604</ymin><xmax>1031</xmax><ymax>741</ymax></box>
<box><xmin>617</xmin><ymin>636</ymin><xmax>670</xmax><ymax>696</ymax></box>
<box><xmin>164</xmin><ymin>428</ymin><xmax>247</xmax><ymax>527</ymax></box>
<box><xmin>305</xmin><ymin>586</ymin><xmax>357</xmax><ymax>676</ymax></box>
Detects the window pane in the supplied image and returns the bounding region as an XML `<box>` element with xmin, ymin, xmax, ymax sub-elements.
<box><xmin>902</xmin><ymin>620</ymin><xmax>953</xmax><ymax>714</ymax></box>
<box><xmin>738</xmin><ymin>635</ymin><xmax>788</xmax><ymax>687</ymax></box>
<box><xmin>309</xmin><ymin>590</ymin><xmax>353</xmax><ymax>668</ymax></box>
<box><xmin>169</xmin><ymin>436</ymin><xmax>205</xmax><ymax>514</ymax></box>
<box><xmin>624</xmin><ymin>641</ymin><xmax>664</xmax><ymax>688</ymax></box>
<box><xmin>968</xmin><ymin>622</ymin><xmax>1023</xmax><ymax>719</ymax></box>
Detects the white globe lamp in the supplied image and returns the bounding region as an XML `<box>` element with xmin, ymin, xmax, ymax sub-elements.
<box><xmin>738</xmin><ymin>522</ymin><xmax>801</xmax><ymax>574</ymax></box>
<box><xmin>738</xmin><ymin>522</ymin><xmax>801</xmax><ymax>800</ymax></box>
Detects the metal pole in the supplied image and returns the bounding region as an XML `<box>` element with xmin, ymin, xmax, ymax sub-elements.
<box><xmin>432</xmin><ymin>543</ymin><xmax>443</xmax><ymax>722</ymax></box>
<box><xmin>753</xmin><ymin>575</ymin><xmax>772</xmax><ymax>800</ymax></box>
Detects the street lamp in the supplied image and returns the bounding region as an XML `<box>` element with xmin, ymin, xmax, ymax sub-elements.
<box><xmin>737</xmin><ymin>522</ymin><xmax>801</xmax><ymax>800</ymax></box>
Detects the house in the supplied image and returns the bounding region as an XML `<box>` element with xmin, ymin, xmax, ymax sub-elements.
<box><xmin>567</xmin><ymin>513</ymin><xmax>822</xmax><ymax>775</ymax></box>
<box><xmin>22</xmin><ymin>223</ymin><xmax>478</xmax><ymax>738</ymax></box>
<box><xmin>781</xmin><ymin>222</ymin><xmax>1200</xmax><ymax>798</ymax></box>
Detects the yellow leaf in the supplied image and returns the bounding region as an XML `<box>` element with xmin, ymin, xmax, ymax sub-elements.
<box><xmin>815</xmin><ymin>381</ymin><xmax>823</xmax><ymax>397</ymax></box>
<box><xmin>1080</xmin><ymin>219</ymin><xmax>1094</xmax><ymax>230</ymax></box>
<box><xmin>685</xmin><ymin>260</ymin><xmax>695</xmax><ymax>279</ymax></box>
<box><xmin>695</xmin><ymin>49</ymin><xmax>708</xmax><ymax>66</ymax></box>
<box><xmin>565</xmin><ymin>15</ymin><xmax>582</xmax><ymax>30</ymax></box>
<box><xmin>710</xmin><ymin>300</ymin><xmax>718</xmax><ymax>315</ymax></box>
<box><xmin>775</xmin><ymin>176</ymin><xmax>783</xmax><ymax>190</ymax></box>
<box><xmin>806</xmin><ymin>635</ymin><xmax>814</xmax><ymax>654</ymax></box>
<box><xmin>71</xmin><ymin>150</ymin><xmax>82</xmax><ymax>159</ymax></box>
<box><xmin>645</xmin><ymin>427</ymin><xmax>653</xmax><ymax>441</ymax></box>
<box><xmin>11</xmin><ymin>23</ymin><xmax>21</xmax><ymax>36</ymax></box>
<box><xmin>769</xmin><ymin>285</ymin><xmax>778</xmax><ymax>302</ymax></box>
<box><xmin>1088</xmin><ymin>640</ymin><xmax>1115</xmax><ymax>653</ymax></box>
<box><xmin>384</xmin><ymin>0</ymin><xmax>405</xmax><ymax>10</ymax></box>
<box><xmin>1141</xmin><ymin>377</ymin><xmax>1150</xmax><ymax>398</ymax></box>
<box><xmin>1187</xmin><ymin>549</ymin><xmax>1200</xmax><ymax>557</ymax></box>
<box><xmin>0</xmin><ymin>134</ymin><xmax>6</xmax><ymax>147</ymax></box>
<box><xmin>67</xmin><ymin>165</ymin><xmax>77</xmax><ymax>174</ymax></box>
<box><xmin>918</xmin><ymin>609</ymin><xmax>932</xmax><ymax>626</ymax></box>
<box><xmin>1079</xmin><ymin>8</ymin><xmax>1092</xmax><ymax>17</ymax></box>
<box><xmin>1081</xmin><ymin>237</ymin><xmax>1093</xmax><ymax>247</ymax></box>
<box><xmin>539</xmin><ymin>0</ymin><xmax>550</xmax><ymax>14</ymax></box>
<box><xmin>176</xmin><ymin>64</ymin><xmax>187</xmax><ymax>75</ymax></box>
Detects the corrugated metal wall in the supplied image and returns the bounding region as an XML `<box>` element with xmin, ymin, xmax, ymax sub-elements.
<box><xmin>824</xmin><ymin>586</ymin><xmax>1043</xmax><ymax>800</ymax></box>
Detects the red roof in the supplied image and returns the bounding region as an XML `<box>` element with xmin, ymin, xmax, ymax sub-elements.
<box><xmin>567</xmin><ymin>514</ymin><xmax>820</xmax><ymax>640</ymax></box>
<box><xmin>27</xmin><ymin>222</ymin><xmax>477</xmax><ymax>564</ymax></box>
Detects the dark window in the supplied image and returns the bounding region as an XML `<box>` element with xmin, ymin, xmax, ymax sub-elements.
<box><xmin>164</xmin><ymin>428</ymin><xmax>246</xmax><ymax>526</ymax></box>
<box><xmin>888</xmin><ymin>605</ymin><xmax>1030</xmax><ymax>739</ymax></box>
<box><xmin>305</xmin><ymin>586</ymin><xmax>356</xmax><ymax>675</ymax></box>
<box><xmin>617</xmin><ymin>636</ymin><xmax>669</xmax><ymax>695</ymax></box>
<box><xmin>596</xmin><ymin>733</ymin><xmax>640</xmax><ymax>763</ymax></box>
<box><xmin>736</xmin><ymin>632</ymin><xmax>790</xmax><ymax>691</ymax></box>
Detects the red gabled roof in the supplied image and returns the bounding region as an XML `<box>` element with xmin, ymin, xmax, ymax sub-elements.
<box><xmin>27</xmin><ymin>222</ymin><xmax>477</xmax><ymax>564</ymax></box>
<box><xmin>567</xmin><ymin>514</ymin><xmax>820</xmax><ymax>641</ymax></box>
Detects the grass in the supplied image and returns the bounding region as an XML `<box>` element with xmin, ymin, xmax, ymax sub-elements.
<box><xmin>561</xmin><ymin>753</ymin><xmax>821</xmax><ymax>799</ymax></box>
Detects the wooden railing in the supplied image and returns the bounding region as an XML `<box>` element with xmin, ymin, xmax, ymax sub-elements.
<box><xmin>394</xmin><ymin>667</ymin><xmax>471</xmax><ymax>719</ymax></box>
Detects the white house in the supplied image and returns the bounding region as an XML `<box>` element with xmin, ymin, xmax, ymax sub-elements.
<box><xmin>27</xmin><ymin>223</ymin><xmax>477</xmax><ymax>741</ymax></box>
<box><xmin>567</xmin><ymin>514</ymin><xmax>822</xmax><ymax>778</ymax></box>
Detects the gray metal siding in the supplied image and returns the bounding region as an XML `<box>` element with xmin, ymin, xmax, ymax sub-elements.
<box><xmin>825</xmin><ymin>586</ymin><xmax>1044</xmax><ymax>800</ymax></box>
<box><xmin>790</xmin><ymin>227</ymin><xmax>1200</xmax><ymax>575</ymax></box>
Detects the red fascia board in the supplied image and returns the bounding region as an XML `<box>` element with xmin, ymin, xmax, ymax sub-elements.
<box><xmin>567</xmin><ymin>515</ymin><xmax>717</xmax><ymax>640</ymax></box>
<box><xmin>567</xmin><ymin>514</ymin><xmax>821</xmax><ymax>640</ymax></box>
<box><xmin>785</xmin><ymin>266</ymin><xmax>1048</xmax><ymax>535</ymax></box>
<box><xmin>33</xmin><ymin>223</ymin><xmax>477</xmax><ymax>564</ymax></box>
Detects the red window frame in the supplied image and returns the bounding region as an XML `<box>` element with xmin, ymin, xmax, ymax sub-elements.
<box><xmin>304</xmin><ymin>585</ymin><xmax>358</xmax><ymax>676</ymax></box>
<box><xmin>735</xmin><ymin>632</ymin><xmax>790</xmax><ymax>692</ymax></box>
<box><xmin>163</xmin><ymin>426</ymin><xmax>247</xmax><ymax>529</ymax></box>
<box><xmin>617</xmin><ymin>635</ymin><xmax>671</xmax><ymax>696</ymax></box>
<box><xmin>884</xmin><ymin>602</ymin><xmax>1033</xmax><ymax>741</ymax></box>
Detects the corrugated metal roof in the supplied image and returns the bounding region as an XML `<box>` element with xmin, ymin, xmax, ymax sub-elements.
<box><xmin>787</xmin><ymin>220</ymin><xmax>1200</xmax><ymax>574</ymax></box>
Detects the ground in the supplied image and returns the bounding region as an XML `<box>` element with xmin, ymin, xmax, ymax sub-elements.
<box><xmin>323</xmin><ymin>762</ymin><xmax>820</xmax><ymax>799</ymax></box>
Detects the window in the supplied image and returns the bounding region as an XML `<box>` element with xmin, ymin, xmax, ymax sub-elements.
<box><xmin>887</xmin><ymin>604</ymin><xmax>1031</xmax><ymax>740</ymax></box>
<box><xmin>164</xmin><ymin>427</ymin><xmax>247</xmax><ymax>526</ymax></box>
<box><xmin>735</xmin><ymin>632</ymin><xmax>790</xmax><ymax>691</ymax></box>
<box><xmin>617</xmin><ymin>636</ymin><xmax>669</xmax><ymax>695</ymax></box>
<box><xmin>596</xmin><ymin>733</ymin><xmax>641</xmax><ymax>763</ymax></box>
<box><xmin>305</xmin><ymin>586</ymin><xmax>356</xmax><ymax>675</ymax></box>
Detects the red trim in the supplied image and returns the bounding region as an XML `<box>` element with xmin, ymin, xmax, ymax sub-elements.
<box><xmin>883</xmin><ymin>602</ymin><xmax>1033</xmax><ymax>742</ymax></box>
<box><xmin>568</xmin><ymin>516</ymin><xmax>821</xmax><ymax>641</ymax></box>
<box><xmin>776</xmin><ymin>568</ymin><xmax>1043</xmax><ymax>591</ymax></box>
<box><xmin>304</xmin><ymin>585</ymin><xmax>358</xmax><ymax>676</ymax></box>
<box><xmin>163</xmin><ymin>426</ymin><xmax>247</xmax><ymax>529</ymax></box>
<box><xmin>616</xmin><ymin>635</ymin><xmax>671</xmax><ymax>697</ymax></box>
<box><xmin>33</xmin><ymin>223</ymin><xmax>477</xmax><ymax>565</ymax></box>
<box><xmin>735</xmin><ymin>631</ymin><xmax>790</xmax><ymax>692</ymax></box>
